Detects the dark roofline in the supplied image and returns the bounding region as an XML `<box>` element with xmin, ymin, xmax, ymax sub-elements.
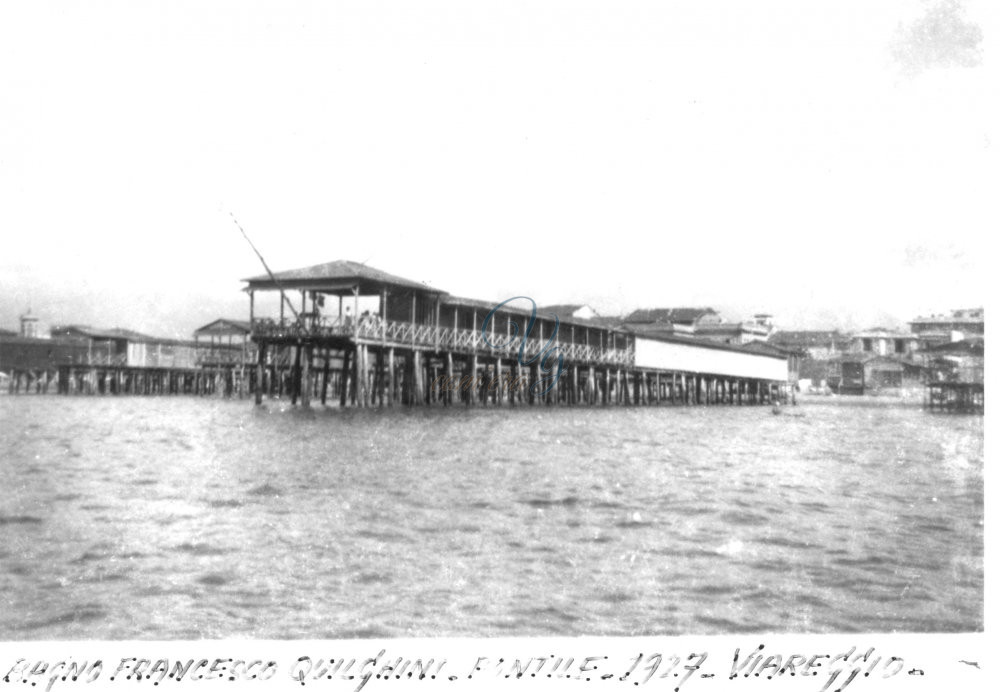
<box><xmin>243</xmin><ymin>259</ymin><xmax>445</xmax><ymax>295</ymax></box>
<box><xmin>537</xmin><ymin>303</ymin><xmax>594</xmax><ymax>315</ymax></box>
<box><xmin>623</xmin><ymin>307</ymin><xmax>719</xmax><ymax>323</ymax></box>
<box><xmin>739</xmin><ymin>341</ymin><xmax>798</xmax><ymax>356</ymax></box>
<box><xmin>919</xmin><ymin>339</ymin><xmax>984</xmax><ymax>355</ymax></box>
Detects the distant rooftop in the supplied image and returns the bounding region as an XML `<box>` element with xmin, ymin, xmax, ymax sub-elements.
<box><xmin>920</xmin><ymin>337</ymin><xmax>984</xmax><ymax>356</ymax></box>
<box><xmin>51</xmin><ymin>325</ymin><xmax>196</xmax><ymax>346</ymax></box>
<box><xmin>910</xmin><ymin>307</ymin><xmax>984</xmax><ymax>324</ymax></box>
<box><xmin>739</xmin><ymin>341</ymin><xmax>797</xmax><ymax>356</ymax></box>
<box><xmin>52</xmin><ymin>325</ymin><xmax>158</xmax><ymax>341</ymax></box>
<box><xmin>769</xmin><ymin>330</ymin><xmax>848</xmax><ymax>348</ymax></box>
<box><xmin>623</xmin><ymin>307</ymin><xmax>719</xmax><ymax>324</ymax></box>
<box><xmin>193</xmin><ymin>318</ymin><xmax>252</xmax><ymax>336</ymax></box>
<box><xmin>851</xmin><ymin>327</ymin><xmax>917</xmax><ymax>338</ymax></box>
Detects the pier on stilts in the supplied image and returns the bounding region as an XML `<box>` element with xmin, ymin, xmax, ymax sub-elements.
<box><xmin>50</xmin><ymin>365</ymin><xmax>247</xmax><ymax>397</ymax></box>
<box><xmin>4</xmin><ymin>323</ymin><xmax>255</xmax><ymax>398</ymax></box>
<box><xmin>924</xmin><ymin>381</ymin><xmax>984</xmax><ymax>414</ymax></box>
<box><xmin>245</xmin><ymin>260</ymin><xmax>789</xmax><ymax>409</ymax></box>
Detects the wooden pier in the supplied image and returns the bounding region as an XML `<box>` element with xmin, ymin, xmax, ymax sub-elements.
<box><xmin>48</xmin><ymin>365</ymin><xmax>248</xmax><ymax>397</ymax></box>
<box><xmin>7</xmin><ymin>260</ymin><xmax>791</xmax><ymax>406</ymax></box>
<box><xmin>243</xmin><ymin>260</ymin><xmax>790</xmax><ymax>409</ymax></box>
<box><xmin>924</xmin><ymin>381</ymin><xmax>984</xmax><ymax>414</ymax></box>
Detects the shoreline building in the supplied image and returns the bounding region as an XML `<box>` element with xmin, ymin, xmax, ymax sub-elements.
<box><xmin>0</xmin><ymin>328</ymin><xmax>90</xmax><ymax>393</ymax></box>
<box><xmin>921</xmin><ymin>339</ymin><xmax>984</xmax><ymax>384</ymax></box>
<box><xmin>767</xmin><ymin>330</ymin><xmax>850</xmax><ymax>360</ymax></box>
<box><xmin>823</xmin><ymin>353</ymin><xmax>923</xmax><ymax>395</ymax></box>
<box><xmin>49</xmin><ymin>326</ymin><xmax>205</xmax><ymax>368</ymax></box>
<box><xmin>847</xmin><ymin>328</ymin><xmax>919</xmax><ymax>357</ymax></box>
<box><xmin>19</xmin><ymin>310</ymin><xmax>41</xmax><ymax>339</ymax></box>
<box><xmin>192</xmin><ymin>319</ymin><xmax>255</xmax><ymax>368</ymax></box>
<box><xmin>909</xmin><ymin>308</ymin><xmax>984</xmax><ymax>349</ymax></box>
<box><xmin>621</xmin><ymin>307</ymin><xmax>772</xmax><ymax>345</ymax></box>
<box><xmin>767</xmin><ymin>330</ymin><xmax>850</xmax><ymax>389</ymax></box>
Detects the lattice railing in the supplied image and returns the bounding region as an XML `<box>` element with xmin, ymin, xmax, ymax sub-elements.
<box><xmin>252</xmin><ymin>318</ymin><xmax>635</xmax><ymax>366</ymax></box>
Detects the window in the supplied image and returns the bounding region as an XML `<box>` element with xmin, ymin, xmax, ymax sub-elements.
<box><xmin>862</xmin><ymin>338</ymin><xmax>872</xmax><ymax>352</ymax></box>
<box><xmin>895</xmin><ymin>339</ymin><xmax>906</xmax><ymax>354</ymax></box>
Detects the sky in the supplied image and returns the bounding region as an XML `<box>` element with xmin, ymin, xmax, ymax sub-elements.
<box><xmin>0</xmin><ymin>0</ymin><xmax>995</xmax><ymax>338</ymax></box>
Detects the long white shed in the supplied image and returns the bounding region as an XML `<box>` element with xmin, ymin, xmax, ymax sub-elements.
<box><xmin>633</xmin><ymin>335</ymin><xmax>787</xmax><ymax>381</ymax></box>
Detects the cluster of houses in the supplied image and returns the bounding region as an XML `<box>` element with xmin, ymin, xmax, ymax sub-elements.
<box><xmin>502</xmin><ymin>304</ymin><xmax>984</xmax><ymax>396</ymax></box>
<box><xmin>1</xmin><ymin>296</ymin><xmax>984</xmax><ymax>397</ymax></box>
<box><xmin>768</xmin><ymin>311</ymin><xmax>984</xmax><ymax>395</ymax></box>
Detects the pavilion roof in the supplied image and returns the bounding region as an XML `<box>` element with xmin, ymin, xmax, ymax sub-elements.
<box><xmin>243</xmin><ymin>259</ymin><xmax>445</xmax><ymax>295</ymax></box>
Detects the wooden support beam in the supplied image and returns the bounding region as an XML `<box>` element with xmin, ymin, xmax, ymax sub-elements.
<box><xmin>290</xmin><ymin>345</ymin><xmax>301</xmax><ymax>405</ymax></box>
<box><xmin>301</xmin><ymin>345</ymin><xmax>312</xmax><ymax>408</ymax></box>
<box><xmin>495</xmin><ymin>357</ymin><xmax>503</xmax><ymax>405</ymax></box>
<box><xmin>321</xmin><ymin>348</ymin><xmax>331</xmax><ymax>405</ymax></box>
<box><xmin>340</xmin><ymin>347</ymin><xmax>351</xmax><ymax>407</ymax></box>
<box><xmin>376</xmin><ymin>348</ymin><xmax>385</xmax><ymax>407</ymax></box>
<box><xmin>412</xmin><ymin>351</ymin><xmax>425</xmax><ymax>405</ymax></box>
<box><xmin>387</xmin><ymin>348</ymin><xmax>396</xmax><ymax>406</ymax></box>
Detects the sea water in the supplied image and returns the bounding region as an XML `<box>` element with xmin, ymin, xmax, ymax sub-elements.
<box><xmin>0</xmin><ymin>396</ymin><xmax>983</xmax><ymax>638</ymax></box>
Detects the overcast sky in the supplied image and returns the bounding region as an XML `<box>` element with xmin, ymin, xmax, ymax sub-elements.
<box><xmin>1</xmin><ymin>0</ymin><xmax>994</xmax><ymax>338</ymax></box>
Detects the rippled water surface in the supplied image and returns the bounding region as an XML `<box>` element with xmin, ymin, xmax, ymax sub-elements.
<box><xmin>0</xmin><ymin>396</ymin><xmax>983</xmax><ymax>638</ymax></box>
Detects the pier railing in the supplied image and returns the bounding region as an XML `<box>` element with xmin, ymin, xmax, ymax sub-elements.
<box><xmin>195</xmin><ymin>350</ymin><xmax>253</xmax><ymax>367</ymax></box>
<box><xmin>252</xmin><ymin>317</ymin><xmax>634</xmax><ymax>366</ymax></box>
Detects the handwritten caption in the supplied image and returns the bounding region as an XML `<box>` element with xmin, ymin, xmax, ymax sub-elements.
<box><xmin>3</xmin><ymin>646</ymin><xmax>922</xmax><ymax>692</ymax></box>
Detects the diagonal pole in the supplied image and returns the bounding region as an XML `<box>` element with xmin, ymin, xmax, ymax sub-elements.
<box><xmin>230</xmin><ymin>212</ymin><xmax>300</xmax><ymax>321</ymax></box>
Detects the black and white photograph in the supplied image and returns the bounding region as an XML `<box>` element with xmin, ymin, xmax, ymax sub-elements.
<box><xmin>0</xmin><ymin>0</ymin><xmax>991</xmax><ymax>687</ymax></box>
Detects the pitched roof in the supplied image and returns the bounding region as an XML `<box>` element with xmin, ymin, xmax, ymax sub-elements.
<box><xmin>695</xmin><ymin>322</ymin><xmax>771</xmax><ymax>335</ymax></box>
<box><xmin>51</xmin><ymin>325</ymin><xmax>158</xmax><ymax>341</ymax></box>
<box><xmin>442</xmin><ymin>295</ymin><xmax>531</xmax><ymax>313</ymax></box>
<box><xmin>588</xmin><ymin>315</ymin><xmax>626</xmax><ymax>328</ymax></box>
<box><xmin>768</xmin><ymin>330</ymin><xmax>847</xmax><ymax>348</ymax></box>
<box><xmin>50</xmin><ymin>325</ymin><xmax>198</xmax><ymax>347</ymax></box>
<box><xmin>739</xmin><ymin>341</ymin><xmax>796</xmax><ymax>357</ymax></box>
<box><xmin>537</xmin><ymin>304</ymin><xmax>597</xmax><ymax>319</ymax></box>
<box><xmin>623</xmin><ymin>307</ymin><xmax>718</xmax><ymax>324</ymax></box>
<box><xmin>243</xmin><ymin>259</ymin><xmax>444</xmax><ymax>294</ymax></box>
<box><xmin>621</xmin><ymin>322</ymin><xmax>690</xmax><ymax>337</ymax></box>
<box><xmin>193</xmin><ymin>318</ymin><xmax>252</xmax><ymax>336</ymax></box>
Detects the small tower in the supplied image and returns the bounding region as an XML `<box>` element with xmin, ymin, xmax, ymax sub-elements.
<box><xmin>20</xmin><ymin>309</ymin><xmax>39</xmax><ymax>339</ymax></box>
